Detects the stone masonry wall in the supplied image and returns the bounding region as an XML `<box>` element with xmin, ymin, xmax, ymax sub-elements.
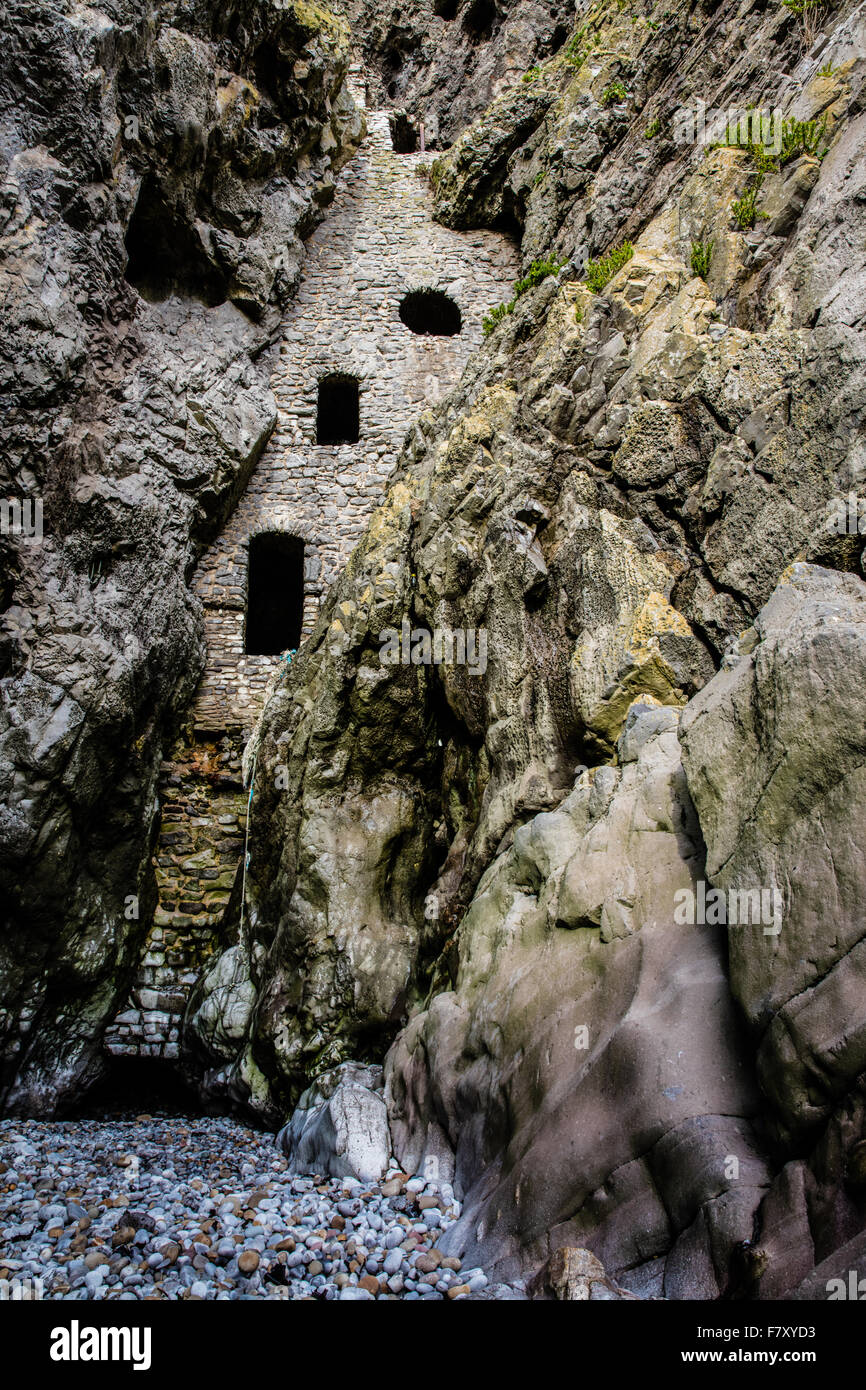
<box><xmin>106</xmin><ymin>73</ymin><xmax>519</xmax><ymax>1063</ymax></box>
<box><xmin>104</xmin><ymin>735</ymin><xmax>248</xmax><ymax>1062</ymax></box>
<box><xmin>191</xmin><ymin>79</ymin><xmax>519</xmax><ymax>734</ymax></box>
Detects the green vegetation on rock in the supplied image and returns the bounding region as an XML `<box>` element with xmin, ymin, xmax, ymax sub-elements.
<box><xmin>780</xmin><ymin>115</ymin><xmax>829</xmax><ymax>162</ymax></box>
<box><xmin>483</xmin><ymin>255</ymin><xmax>566</xmax><ymax>334</ymax></box>
<box><xmin>690</xmin><ymin>239</ymin><xmax>714</xmax><ymax>279</ymax></box>
<box><xmin>600</xmin><ymin>80</ymin><xmax>628</xmax><ymax>106</ymax></box>
<box><xmin>731</xmin><ymin>179</ymin><xmax>767</xmax><ymax>230</ymax></box>
<box><xmin>584</xmin><ymin>240</ymin><xmax>634</xmax><ymax>292</ymax></box>
<box><xmin>562</xmin><ymin>24</ymin><xmax>594</xmax><ymax>69</ymax></box>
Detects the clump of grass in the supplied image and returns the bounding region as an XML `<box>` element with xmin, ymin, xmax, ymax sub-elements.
<box><xmin>780</xmin><ymin>114</ymin><xmax>828</xmax><ymax>162</ymax></box>
<box><xmin>781</xmin><ymin>0</ymin><xmax>826</xmax><ymax>50</ymax></box>
<box><xmin>523</xmin><ymin>65</ymin><xmax>542</xmax><ymax>83</ymax></box>
<box><xmin>513</xmin><ymin>255</ymin><xmax>566</xmax><ymax>297</ymax></box>
<box><xmin>483</xmin><ymin>301</ymin><xmax>514</xmax><ymax>335</ymax></box>
<box><xmin>601</xmin><ymin>80</ymin><xmax>628</xmax><ymax>106</ymax></box>
<box><xmin>690</xmin><ymin>239</ymin><xmax>714</xmax><ymax>279</ymax></box>
<box><xmin>563</xmin><ymin>24</ymin><xmax>594</xmax><ymax>68</ymax></box>
<box><xmin>575</xmin><ymin>302</ymin><xmax>584</xmax><ymax>324</ymax></box>
<box><xmin>817</xmin><ymin>58</ymin><xmax>837</xmax><ymax>76</ymax></box>
<box><xmin>584</xmin><ymin>240</ymin><xmax>634</xmax><ymax>292</ymax></box>
<box><xmin>482</xmin><ymin>255</ymin><xmax>566</xmax><ymax>335</ymax></box>
<box><xmin>731</xmin><ymin>177</ymin><xmax>767</xmax><ymax>230</ymax></box>
<box><xmin>644</xmin><ymin>117</ymin><xmax>661</xmax><ymax>138</ymax></box>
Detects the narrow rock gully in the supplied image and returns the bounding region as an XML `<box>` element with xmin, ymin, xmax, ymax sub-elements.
<box><xmin>0</xmin><ymin>86</ymin><xmax>519</xmax><ymax>1306</ymax></box>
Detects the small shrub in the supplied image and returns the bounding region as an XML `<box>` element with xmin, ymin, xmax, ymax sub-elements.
<box><xmin>745</xmin><ymin>140</ymin><xmax>780</xmax><ymax>174</ymax></box>
<box><xmin>817</xmin><ymin>59</ymin><xmax>837</xmax><ymax>76</ymax></box>
<box><xmin>781</xmin><ymin>0</ymin><xmax>826</xmax><ymax>49</ymax></box>
<box><xmin>513</xmin><ymin>255</ymin><xmax>567</xmax><ymax>298</ymax></box>
<box><xmin>779</xmin><ymin>114</ymin><xmax>828</xmax><ymax>162</ymax></box>
<box><xmin>690</xmin><ymin>240</ymin><xmax>714</xmax><ymax>279</ymax></box>
<box><xmin>575</xmin><ymin>302</ymin><xmax>584</xmax><ymax>324</ymax></box>
<box><xmin>601</xmin><ymin>80</ymin><xmax>628</xmax><ymax>106</ymax></box>
<box><xmin>731</xmin><ymin>177</ymin><xmax>767</xmax><ymax>230</ymax></box>
<box><xmin>584</xmin><ymin>240</ymin><xmax>634</xmax><ymax>292</ymax></box>
<box><xmin>523</xmin><ymin>65</ymin><xmax>542</xmax><ymax>83</ymax></box>
<box><xmin>483</xmin><ymin>300</ymin><xmax>515</xmax><ymax>335</ymax></box>
<box><xmin>644</xmin><ymin>117</ymin><xmax>661</xmax><ymax>138</ymax></box>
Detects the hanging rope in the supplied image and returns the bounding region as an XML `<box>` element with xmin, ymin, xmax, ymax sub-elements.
<box><xmin>239</xmin><ymin>749</ymin><xmax>257</xmax><ymax>938</ymax></box>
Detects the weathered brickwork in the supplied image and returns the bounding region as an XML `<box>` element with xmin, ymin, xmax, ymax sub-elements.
<box><xmin>191</xmin><ymin>90</ymin><xmax>518</xmax><ymax>734</ymax></box>
<box><xmin>106</xmin><ymin>80</ymin><xmax>518</xmax><ymax>1059</ymax></box>
<box><xmin>105</xmin><ymin>734</ymin><xmax>249</xmax><ymax>1059</ymax></box>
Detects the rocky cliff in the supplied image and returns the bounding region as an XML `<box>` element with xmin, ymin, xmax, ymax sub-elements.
<box><xmin>0</xmin><ymin>0</ymin><xmax>363</xmax><ymax>1113</ymax></box>
<box><xmin>3</xmin><ymin>0</ymin><xmax>866</xmax><ymax>1302</ymax></box>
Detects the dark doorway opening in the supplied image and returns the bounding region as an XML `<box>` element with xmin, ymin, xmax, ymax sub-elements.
<box><xmin>399</xmin><ymin>289</ymin><xmax>462</xmax><ymax>336</ymax></box>
<box><xmin>317</xmin><ymin>375</ymin><xmax>360</xmax><ymax>445</ymax></box>
<box><xmin>390</xmin><ymin>111</ymin><xmax>419</xmax><ymax>153</ymax></box>
<box><xmin>245</xmin><ymin>533</ymin><xmax>304</xmax><ymax>656</ymax></box>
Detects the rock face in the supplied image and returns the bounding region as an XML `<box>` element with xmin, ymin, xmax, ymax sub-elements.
<box><xmin>681</xmin><ymin>564</ymin><xmax>866</xmax><ymax>1152</ymax></box>
<box><xmin>681</xmin><ymin>564</ymin><xmax>866</xmax><ymax>1298</ymax></box>
<box><xmin>0</xmin><ymin>0</ymin><xmax>362</xmax><ymax>1114</ymax></box>
<box><xmin>338</xmin><ymin>0</ymin><xmax>577</xmax><ymax>148</ymax></box>
<box><xmin>201</xmin><ymin>0</ymin><xmax>866</xmax><ymax>1298</ymax></box>
<box><xmin>386</xmin><ymin>702</ymin><xmax>772</xmax><ymax>1295</ymax></box>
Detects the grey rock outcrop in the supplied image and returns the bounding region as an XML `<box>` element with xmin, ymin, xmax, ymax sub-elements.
<box><xmin>385</xmin><ymin>705</ymin><xmax>771</xmax><ymax>1293</ymax></box>
<box><xmin>277</xmin><ymin>1061</ymin><xmax>392</xmax><ymax>1182</ymax></box>
<box><xmin>338</xmin><ymin>0</ymin><xmax>577</xmax><ymax>149</ymax></box>
<box><xmin>681</xmin><ymin>563</ymin><xmax>866</xmax><ymax>1150</ymax></box>
<box><xmin>680</xmin><ymin>563</ymin><xmax>866</xmax><ymax>1298</ymax></box>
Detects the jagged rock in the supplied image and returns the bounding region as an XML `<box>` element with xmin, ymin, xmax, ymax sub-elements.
<box><xmin>528</xmin><ymin>1246</ymin><xmax>638</xmax><ymax>1301</ymax></box>
<box><xmin>341</xmin><ymin>0</ymin><xmax>577</xmax><ymax>149</ymax></box>
<box><xmin>185</xmin><ymin>945</ymin><xmax>256</xmax><ymax>1062</ymax></box>
<box><xmin>276</xmin><ymin>1062</ymin><xmax>392</xmax><ymax>1182</ymax></box>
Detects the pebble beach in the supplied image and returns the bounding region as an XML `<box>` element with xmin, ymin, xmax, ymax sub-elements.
<box><xmin>0</xmin><ymin>1116</ymin><xmax>521</xmax><ymax>1301</ymax></box>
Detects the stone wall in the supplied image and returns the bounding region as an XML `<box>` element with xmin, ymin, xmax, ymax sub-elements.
<box><xmin>191</xmin><ymin>81</ymin><xmax>519</xmax><ymax>734</ymax></box>
<box><xmin>104</xmin><ymin>735</ymin><xmax>249</xmax><ymax>1060</ymax></box>
<box><xmin>105</xmin><ymin>75</ymin><xmax>519</xmax><ymax>1062</ymax></box>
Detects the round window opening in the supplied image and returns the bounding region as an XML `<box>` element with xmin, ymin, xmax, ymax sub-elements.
<box><xmin>399</xmin><ymin>288</ymin><xmax>462</xmax><ymax>337</ymax></box>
